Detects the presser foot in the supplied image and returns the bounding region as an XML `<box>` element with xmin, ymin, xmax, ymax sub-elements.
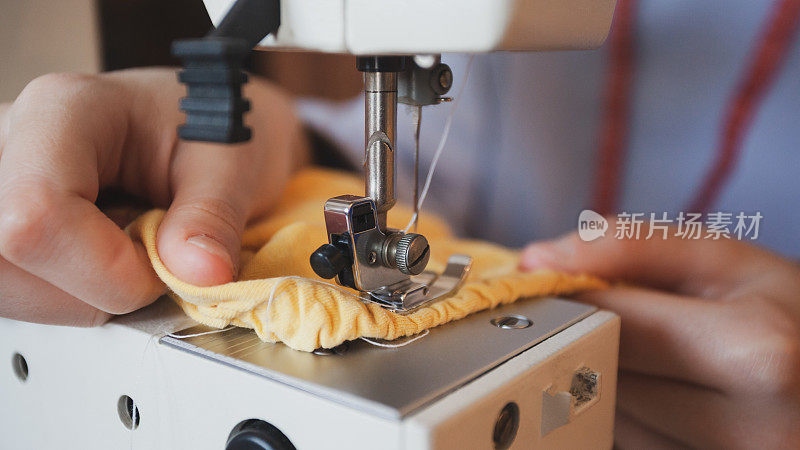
<box><xmin>310</xmin><ymin>195</ymin><xmax>473</xmax><ymax>313</ymax></box>
<box><xmin>364</xmin><ymin>254</ymin><xmax>472</xmax><ymax>314</ymax></box>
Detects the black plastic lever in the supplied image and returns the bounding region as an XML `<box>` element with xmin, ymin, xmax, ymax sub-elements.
<box><xmin>172</xmin><ymin>0</ymin><xmax>280</xmax><ymax>143</ymax></box>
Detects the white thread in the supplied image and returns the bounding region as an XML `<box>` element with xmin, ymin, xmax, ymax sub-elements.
<box><xmin>260</xmin><ymin>277</ymin><xmax>433</xmax><ymax>350</ymax></box>
<box><xmin>267</xmin><ymin>276</ymin><xmax>365</xmax><ymax>304</ymax></box>
<box><xmin>129</xmin><ymin>332</ymin><xmax>160</xmax><ymax>449</ymax></box>
<box><xmin>168</xmin><ymin>277</ymin><xmax>431</xmax><ymax>352</ymax></box>
<box><xmin>164</xmin><ymin>277</ymin><xmax>365</xmax><ymax>340</ymax></box>
<box><xmin>404</xmin><ymin>55</ymin><xmax>475</xmax><ymax>233</ymax></box>
<box><xmin>361</xmin><ymin>329</ymin><xmax>430</xmax><ymax>348</ymax></box>
<box><xmin>263</xmin><ymin>277</ymin><xmax>285</xmax><ymax>330</ymax></box>
<box><xmin>165</xmin><ymin>326</ymin><xmax>235</xmax><ymax>339</ymax></box>
<box><xmin>149</xmin><ymin>326</ymin><xmax>182</xmax><ymax>450</ymax></box>
<box><xmin>130</xmin><ymin>396</ymin><xmax>138</xmax><ymax>436</ymax></box>
<box><xmin>262</xmin><ymin>276</ymin><xmax>368</xmax><ymax>331</ymax></box>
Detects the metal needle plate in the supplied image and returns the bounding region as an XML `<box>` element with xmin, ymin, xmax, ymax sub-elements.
<box><xmin>160</xmin><ymin>297</ymin><xmax>596</xmax><ymax>420</ymax></box>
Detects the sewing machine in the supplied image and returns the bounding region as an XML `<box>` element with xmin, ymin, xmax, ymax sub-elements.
<box><xmin>0</xmin><ymin>1</ymin><xmax>620</xmax><ymax>448</ymax></box>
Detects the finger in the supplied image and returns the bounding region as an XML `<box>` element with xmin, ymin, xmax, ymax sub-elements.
<box><xmin>519</xmin><ymin>217</ymin><xmax>784</xmax><ymax>296</ymax></box>
<box><xmin>614</xmin><ymin>412</ymin><xmax>689</xmax><ymax>450</ymax></box>
<box><xmin>156</xmin><ymin>142</ymin><xmax>254</xmax><ymax>286</ymax></box>
<box><xmin>617</xmin><ymin>372</ymin><xmax>730</xmax><ymax>449</ymax></box>
<box><xmin>574</xmin><ymin>286</ymin><xmax>764</xmax><ymax>391</ymax></box>
<box><xmin>0</xmin><ymin>102</ymin><xmax>9</xmax><ymax>126</ymax></box>
<box><xmin>0</xmin><ymin>102</ymin><xmax>10</xmax><ymax>123</ymax></box>
<box><xmin>0</xmin><ymin>187</ymin><xmax>165</xmax><ymax>314</ymax></box>
<box><xmin>0</xmin><ymin>102</ymin><xmax>10</xmax><ymax>158</ymax></box>
<box><xmin>156</xmin><ymin>78</ymin><xmax>299</xmax><ymax>286</ymax></box>
<box><xmin>616</xmin><ymin>371</ymin><xmax>797</xmax><ymax>449</ymax></box>
<box><xmin>0</xmin><ymin>74</ymin><xmax>165</xmax><ymax>314</ymax></box>
<box><xmin>0</xmin><ymin>256</ymin><xmax>110</xmax><ymax>327</ymax></box>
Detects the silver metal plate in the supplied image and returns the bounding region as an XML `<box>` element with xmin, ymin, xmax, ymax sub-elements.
<box><xmin>367</xmin><ymin>254</ymin><xmax>472</xmax><ymax>313</ymax></box>
<box><xmin>160</xmin><ymin>297</ymin><xmax>596</xmax><ymax>420</ymax></box>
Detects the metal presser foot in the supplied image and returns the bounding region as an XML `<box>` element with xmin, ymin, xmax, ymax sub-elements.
<box><xmin>310</xmin><ymin>55</ymin><xmax>467</xmax><ymax>313</ymax></box>
<box><xmin>309</xmin><ymin>196</ymin><xmax>471</xmax><ymax>313</ymax></box>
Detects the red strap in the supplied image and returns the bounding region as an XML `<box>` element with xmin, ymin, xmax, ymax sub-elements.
<box><xmin>591</xmin><ymin>0</ymin><xmax>638</xmax><ymax>216</ymax></box>
<box><xmin>592</xmin><ymin>0</ymin><xmax>800</xmax><ymax>215</ymax></box>
<box><xmin>689</xmin><ymin>0</ymin><xmax>800</xmax><ymax>212</ymax></box>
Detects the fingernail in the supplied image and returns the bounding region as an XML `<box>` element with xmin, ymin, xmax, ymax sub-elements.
<box><xmin>186</xmin><ymin>234</ymin><xmax>235</xmax><ymax>273</ymax></box>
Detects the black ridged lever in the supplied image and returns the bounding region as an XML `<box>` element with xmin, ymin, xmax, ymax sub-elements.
<box><xmin>172</xmin><ymin>0</ymin><xmax>280</xmax><ymax>143</ymax></box>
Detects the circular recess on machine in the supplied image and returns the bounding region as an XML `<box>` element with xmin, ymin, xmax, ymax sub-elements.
<box><xmin>490</xmin><ymin>315</ymin><xmax>533</xmax><ymax>330</ymax></box>
<box><xmin>12</xmin><ymin>352</ymin><xmax>28</xmax><ymax>382</ymax></box>
<box><xmin>493</xmin><ymin>402</ymin><xmax>520</xmax><ymax>450</ymax></box>
<box><xmin>117</xmin><ymin>395</ymin><xmax>141</xmax><ymax>430</ymax></box>
<box><xmin>226</xmin><ymin>419</ymin><xmax>296</xmax><ymax>450</ymax></box>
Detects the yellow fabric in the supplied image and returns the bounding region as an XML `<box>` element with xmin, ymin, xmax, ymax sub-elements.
<box><xmin>128</xmin><ymin>167</ymin><xmax>607</xmax><ymax>352</ymax></box>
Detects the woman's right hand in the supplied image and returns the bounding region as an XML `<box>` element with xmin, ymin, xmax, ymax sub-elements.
<box><xmin>0</xmin><ymin>68</ymin><xmax>309</xmax><ymax>326</ymax></box>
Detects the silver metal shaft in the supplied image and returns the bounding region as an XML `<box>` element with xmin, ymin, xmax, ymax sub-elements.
<box><xmin>413</xmin><ymin>106</ymin><xmax>422</xmax><ymax>232</ymax></box>
<box><xmin>364</xmin><ymin>72</ymin><xmax>397</xmax><ymax>230</ymax></box>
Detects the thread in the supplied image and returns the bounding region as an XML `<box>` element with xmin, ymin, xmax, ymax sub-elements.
<box><xmin>115</xmin><ymin>52</ymin><xmax>586</xmax><ymax>447</ymax></box>
<box><xmin>262</xmin><ymin>275</ymin><xmax>368</xmax><ymax>332</ymax></box>
<box><xmin>165</xmin><ymin>327</ymin><xmax>236</xmax><ymax>339</ymax></box>
<box><xmin>129</xmin><ymin>332</ymin><xmax>160</xmax><ymax>449</ymax></box>
<box><xmin>266</xmin><ymin>276</ymin><xmax>365</xmax><ymax>304</ymax></box>
<box><xmin>361</xmin><ymin>329</ymin><xmax>430</xmax><ymax>348</ymax></box>
<box><xmin>250</xmin><ymin>276</ymin><xmax>430</xmax><ymax>349</ymax></box>
<box><xmin>170</xmin><ymin>276</ymin><xmax>430</xmax><ymax>349</ymax></box>
<box><xmin>404</xmin><ymin>56</ymin><xmax>475</xmax><ymax>233</ymax></box>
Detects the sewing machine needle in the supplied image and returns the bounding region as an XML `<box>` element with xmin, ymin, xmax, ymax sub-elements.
<box><xmin>413</xmin><ymin>106</ymin><xmax>422</xmax><ymax>232</ymax></box>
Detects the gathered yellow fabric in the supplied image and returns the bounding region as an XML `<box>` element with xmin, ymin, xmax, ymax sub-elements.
<box><xmin>127</xmin><ymin>167</ymin><xmax>607</xmax><ymax>352</ymax></box>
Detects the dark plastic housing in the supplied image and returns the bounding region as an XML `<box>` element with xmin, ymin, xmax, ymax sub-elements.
<box><xmin>172</xmin><ymin>0</ymin><xmax>280</xmax><ymax>143</ymax></box>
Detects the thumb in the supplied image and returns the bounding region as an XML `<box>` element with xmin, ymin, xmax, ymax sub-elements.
<box><xmin>157</xmin><ymin>145</ymin><xmax>255</xmax><ymax>286</ymax></box>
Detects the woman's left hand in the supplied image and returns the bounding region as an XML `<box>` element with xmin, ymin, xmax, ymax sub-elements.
<box><xmin>520</xmin><ymin>224</ymin><xmax>800</xmax><ymax>449</ymax></box>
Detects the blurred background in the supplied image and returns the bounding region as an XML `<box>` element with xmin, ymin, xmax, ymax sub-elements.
<box><xmin>0</xmin><ymin>0</ymin><xmax>360</xmax><ymax>103</ymax></box>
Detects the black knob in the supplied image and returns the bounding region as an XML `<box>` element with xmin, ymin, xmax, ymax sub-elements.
<box><xmin>226</xmin><ymin>419</ymin><xmax>295</xmax><ymax>450</ymax></box>
<box><xmin>310</xmin><ymin>244</ymin><xmax>350</xmax><ymax>279</ymax></box>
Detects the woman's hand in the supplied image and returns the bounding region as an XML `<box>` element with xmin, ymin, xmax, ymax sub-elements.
<box><xmin>521</xmin><ymin>223</ymin><xmax>800</xmax><ymax>449</ymax></box>
<box><xmin>0</xmin><ymin>68</ymin><xmax>308</xmax><ymax>326</ymax></box>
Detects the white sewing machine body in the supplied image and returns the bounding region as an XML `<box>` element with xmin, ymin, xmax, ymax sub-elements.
<box><xmin>1</xmin><ymin>297</ymin><xmax>619</xmax><ymax>449</ymax></box>
<box><xmin>2</xmin><ymin>1</ymin><xmax>622</xmax><ymax>448</ymax></box>
<box><xmin>204</xmin><ymin>0</ymin><xmax>617</xmax><ymax>53</ymax></box>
